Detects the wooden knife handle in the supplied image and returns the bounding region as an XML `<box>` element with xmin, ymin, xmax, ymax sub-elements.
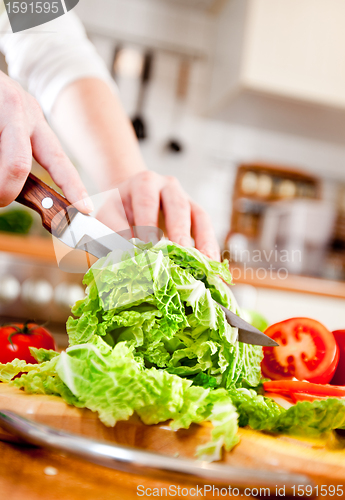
<box><xmin>15</xmin><ymin>173</ymin><xmax>78</xmax><ymax>236</ymax></box>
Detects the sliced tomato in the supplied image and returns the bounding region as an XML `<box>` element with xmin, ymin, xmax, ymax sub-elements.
<box><xmin>264</xmin><ymin>380</ymin><xmax>345</xmax><ymax>398</ymax></box>
<box><xmin>331</xmin><ymin>330</ymin><xmax>345</xmax><ymax>386</ymax></box>
<box><xmin>289</xmin><ymin>393</ymin><xmax>331</xmax><ymax>404</ymax></box>
<box><xmin>261</xmin><ymin>318</ymin><xmax>339</xmax><ymax>384</ymax></box>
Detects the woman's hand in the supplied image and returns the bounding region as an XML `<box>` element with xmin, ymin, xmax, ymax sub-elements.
<box><xmin>51</xmin><ymin>79</ymin><xmax>219</xmax><ymax>260</ymax></box>
<box><xmin>0</xmin><ymin>71</ymin><xmax>93</xmax><ymax>213</ymax></box>
<box><xmin>96</xmin><ymin>171</ymin><xmax>220</xmax><ymax>261</ymax></box>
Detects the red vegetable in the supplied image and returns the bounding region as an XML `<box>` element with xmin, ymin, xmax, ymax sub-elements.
<box><xmin>0</xmin><ymin>322</ymin><xmax>56</xmax><ymax>364</ymax></box>
<box><xmin>289</xmin><ymin>393</ymin><xmax>330</xmax><ymax>403</ymax></box>
<box><xmin>261</xmin><ymin>318</ymin><xmax>339</xmax><ymax>384</ymax></box>
<box><xmin>331</xmin><ymin>330</ymin><xmax>345</xmax><ymax>386</ymax></box>
<box><xmin>264</xmin><ymin>380</ymin><xmax>345</xmax><ymax>398</ymax></box>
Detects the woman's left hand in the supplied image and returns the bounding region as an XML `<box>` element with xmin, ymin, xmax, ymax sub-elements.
<box><xmin>95</xmin><ymin>171</ymin><xmax>220</xmax><ymax>261</ymax></box>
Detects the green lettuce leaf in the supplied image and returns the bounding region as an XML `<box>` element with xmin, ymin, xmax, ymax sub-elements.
<box><xmin>29</xmin><ymin>347</ymin><xmax>59</xmax><ymax>363</ymax></box>
<box><xmin>228</xmin><ymin>388</ymin><xmax>345</xmax><ymax>437</ymax></box>
<box><xmin>273</xmin><ymin>399</ymin><xmax>345</xmax><ymax>435</ymax></box>
<box><xmin>0</xmin><ymin>242</ymin><xmax>266</xmax><ymax>460</ymax></box>
<box><xmin>228</xmin><ymin>388</ymin><xmax>283</xmax><ymax>428</ymax></box>
<box><xmin>0</xmin><ymin>358</ymin><xmax>42</xmax><ymax>382</ymax></box>
<box><xmin>1</xmin><ymin>335</ymin><xmax>239</xmax><ymax>460</ymax></box>
<box><xmin>196</xmin><ymin>389</ymin><xmax>239</xmax><ymax>461</ymax></box>
<box><xmin>67</xmin><ymin>242</ymin><xmax>262</xmax><ymax>389</ymax></box>
<box><xmin>153</xmin><ymin>241</ymin><xmax>233</xmax><ymax>286</ymax></box>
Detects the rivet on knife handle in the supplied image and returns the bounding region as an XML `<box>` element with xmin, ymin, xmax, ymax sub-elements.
<box><xmin>16</xmin><ymin>173</ymin><xmax>78</xmax><ymax>236</ymax></box>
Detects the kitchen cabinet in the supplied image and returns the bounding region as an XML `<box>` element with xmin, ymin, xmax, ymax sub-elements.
<box><xmin>208</xmin><ymin>0</ymin><xmax>345</xmax><ymax>141</ymax></box>
<box><xmin>228</xmin><ymin>162</ymin><xmax>320</xmax><ymax>241</ymax></box>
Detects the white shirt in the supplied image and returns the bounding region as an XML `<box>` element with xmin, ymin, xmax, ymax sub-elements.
<box><xmin>0</xmin><ymin>3</ymin><xmax>115</xmax><ymax>118</ymax></box>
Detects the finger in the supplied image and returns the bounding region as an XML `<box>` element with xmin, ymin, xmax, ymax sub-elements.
<box><xmin>0</xmin><ymin>123</ymin><xmax>32</xmax><ymax>207</ymax></box>
<box><xmin>31</xmin><ymin>120</ymin><xmax>94</xmax><ymax>214</ymax></box>
<box><xmin>118</xmin><ymin>183</ymin><xmax>135</xmax><ymax>226</ymax></box>
<box><xmin>190</xmin><ymin>201</ymin><xmax>220</xmax><ymax>261</ymax></box>
<box><xmin>96</xmin><ymin>192</ymin><xmax>130</xmax><ymax>233</ymax></box>
<box><xmin>161</xmin><ymin>177</ymin><xmax>192</xmax><ymax>247</ymax></box>
<box><xmin>130</xmin><ymin>171</ymin><xmax>162</xmax><ymax>227</ymax></box>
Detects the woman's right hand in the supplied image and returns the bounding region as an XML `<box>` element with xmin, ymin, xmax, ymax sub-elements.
<box><xmin>0</xmin><ymin>71</ymin><xmax>93</xmax><ymax>213</ymax></box>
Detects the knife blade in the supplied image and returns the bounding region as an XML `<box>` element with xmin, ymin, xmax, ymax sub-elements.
<box><xmin>217</xmin><ymin>304</ymin><xmax>278</xmax><ymax>346</ymax></box>
<box><xmin>59</xmin><ymin>212</ymin><xmax>135</xmax><ymax>259</ymax></box>
<box><xmin>16</xmin><ymin>174</ymin><xmax>278</xmax><ymax>347</ymax></box>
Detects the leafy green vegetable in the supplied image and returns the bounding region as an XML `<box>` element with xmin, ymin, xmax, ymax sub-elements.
<box><xmin>1</xmin><ymin>334</ymin><xmax>239</xmax><ymax>461</ymax></box>
<box><xmin>0</xmin><ymin>358</ymin><xmax>41</xmax><ymax>382</ymax></box>
<box><xmin>273</xmin><ymin>399</ymin><xmax>345</xmax><ymax>435</ymax></box>
<box><xmin>29</xmin><ymin>347</ymin><xmax>59</xmax><ymax>363</ymax></box>
<box><xmin>228</xmin><ymin>388</ymin><xmax>284</xmax><ymax>428</ymax></box>
<box><xmin>191</xmin><ymin>372</ymin><xmax>218</xmax><ymax>389</ymax></box>
<box><xmin>3</xmin><ymin>240</ymin><xmax>344</xmax><ymax>460</ymax></box>
<box><xmin>68</xmin><ymin>242</ymin><xmax>263</xmax><ymax>389</ymax></box>
<box><xmin>228</xmin><ymin>388</ymin><xmax>345</xmax><ymax>437</ymax></box>
<box><xmin>0</xmin><ymin>209</ymin><xmax>33</xmax><ymax>234</ymax></box>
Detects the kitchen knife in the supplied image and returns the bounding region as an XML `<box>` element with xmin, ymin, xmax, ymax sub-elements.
<box><xmin>218</xmin><ymin>304</ymin><xmax>278</xmax><ymax>346</ymax></box>
<box><xmin>16</xmin><ymin>174</ymin><xmax>278</xmax><ymax>347</ymax></box>
<box><xmin>15</xmin><ymin>173</ymin><xmax>135</xmax><ymax>260</ymax></box>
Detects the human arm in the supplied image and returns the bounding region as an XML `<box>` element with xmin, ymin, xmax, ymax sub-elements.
<box><xmin>50</xmin><ymin>78</ymin><xmax>220</xmax><ymax>260</ymax></box>
<box><xmin>0</xmin><ymin>70</ymin><xmax>93</xmax><ymax>213</ymax></box>
<box><xmin>0</xmin><ymin>10</ymin><xmax>220</xmax><ymax>260</ymax></box>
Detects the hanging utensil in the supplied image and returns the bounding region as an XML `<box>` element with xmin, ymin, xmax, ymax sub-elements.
<box><xmin>132</xmin><ymin>51</ymin><xmax>154</xmax><ymax>140</ymax></box>
<box><xmin>165</xmin><ymin>59</ymin><xmax>190</xmax><ymax>153</ymax></box>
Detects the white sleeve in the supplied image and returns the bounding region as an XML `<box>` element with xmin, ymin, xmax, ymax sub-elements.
<box><xmin>0</xmin><ymin>6</ymin><xmax>116</xmax><ymax>118</ymax></box>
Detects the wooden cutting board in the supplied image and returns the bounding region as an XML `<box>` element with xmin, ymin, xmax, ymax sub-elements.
<box><xmin>1</xmin><ymin>383</ymin><xmax>345</xmax><ymax>494</ymax></box>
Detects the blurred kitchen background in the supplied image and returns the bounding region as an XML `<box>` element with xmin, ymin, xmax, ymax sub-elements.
<box><xmin>0</xmin><ymin>0</ymin><xmax>345</xmax><ymax>341</ymax></box>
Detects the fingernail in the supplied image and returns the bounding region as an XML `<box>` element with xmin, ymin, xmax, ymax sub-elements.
<box><xmin>82</xmin><ymin>194</ymin><xmax>94</xmax><ymax>213</ymax></box>
<box><xmin>179</xmin><ymin>237</ymin><xmax>192</xmax><ymax>247</ymax></box>
<box><xmin>203</xmin><ymin>249</ymin><xmax>221</xmax><ymax>261</ymax></box>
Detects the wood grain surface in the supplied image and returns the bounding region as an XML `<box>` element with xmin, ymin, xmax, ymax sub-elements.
<box><xmin>15</xmin><ymin>173</ymin><xmax>78</xmax><ymax>236</ymax></box>
<box><xmin>1</xmin><ymin>384</ymin><xmax>345</xmax><ymax>499</ymax></box>
<box><xmin>0</xmin><ymin>440</ymin><xmax>238</xmax><ymax>500</ymax></box>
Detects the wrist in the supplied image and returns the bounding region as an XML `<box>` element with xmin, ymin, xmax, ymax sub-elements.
<box><xmin>96</xmin><ymin>159</ymin><xmax>147</xmax><ymax>190</ymax></box>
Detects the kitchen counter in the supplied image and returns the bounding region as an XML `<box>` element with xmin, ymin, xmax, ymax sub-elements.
<box><xmin>0</xmin><ymin>233</ymin><xmax>57</xmax><ymax>264</ymax></box>
<box><xmin>229</xmin><ymin>265</ymin><xmax>345</xmax><ymax>299</ymax></box>
<box><xmin>0</xmin><ymin>233</ymin><xmax>345</xmax><ymax>330</ymax></box>
<box><xmin>0</xmin><ymin>439</ymin><xmax>214</xmax><ymax>500</ymax></box>
<box><xmin>0</xmin><ymin>436</ymin><xmax>262</xmax><ymax>500</ymax></box>
<box><xmin>0</xmin><ymin>415</ymin><xmax>341</xmax><ymax>500</ymax></box>
<box><xmin>1</xmin><ymin>233</ymin><xmax>344</xmax><ymax>298</ymax></box>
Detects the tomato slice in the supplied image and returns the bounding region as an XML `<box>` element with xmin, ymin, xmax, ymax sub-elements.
<box><xmin>261</xmin><ymin>318</ymin><xmax>339</xmax><ymax>384</ymax></box>
<box><xmin>331</xmin><ymin>330</ymin><xmax>345</xmax><ymax>386</ymax></box>
<box><xmin>264</xmin><ymin>380</ymin><xmax>345</xmax><ymax>398</ymax></box>
<box><xmin>289</xmin><ymin>393</ymin><xmax>331</xmax><ymax>403</ymax></box>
